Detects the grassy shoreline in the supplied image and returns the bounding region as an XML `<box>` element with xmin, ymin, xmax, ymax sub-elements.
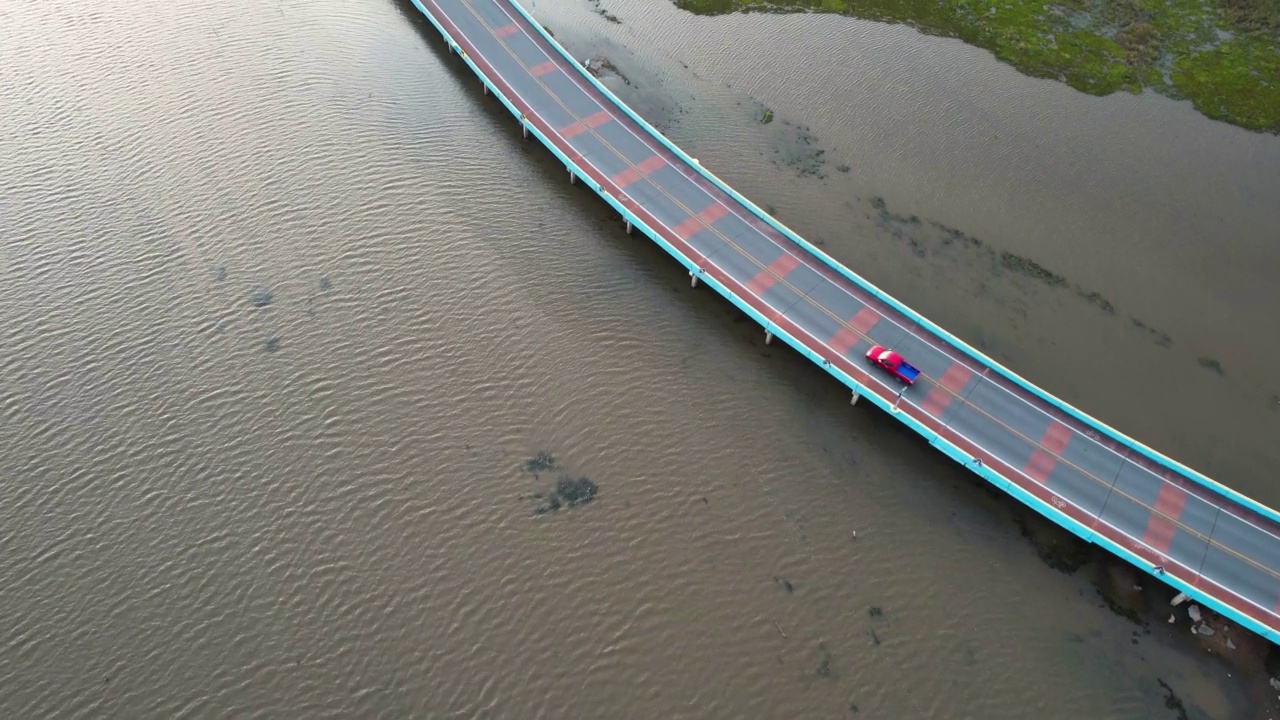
<box><xmin>674</xmin><ymin>0</ymin><xmax>1280</xmax><ymax>132</ymax></box>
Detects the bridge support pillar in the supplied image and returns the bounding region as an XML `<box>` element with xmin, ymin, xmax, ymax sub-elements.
<box><xmin>522</xmin><ymin>123</ymin><xmax>529</xmax><ymax>138</ymax></box>
<box><xmin>568</xmin><ymin>169</ymin><xmax>576</xmax><ymax>185</ymax></box>
<box><xmin>690</xmin><ymin>271</ymin><xmax>699</xmax><ymax>288</ymax></box>
<box><xmin>483</xmin><ymin>84</ymin><xmax>488</xmax><ymax>96</ymax></box>
<box><xmin>850</xmin><ymin>389</ymin><xmax>860</xmax><ymax>406</ymax></box>
<box><xmin>625</xmin><ymin>220</ymin><xmax>632</xmax><ymax>234</ymax></box>
<box><xmin>764</xmin><ymin>330</ymin><xmax>774</xmax><ymax>345</ymax></box>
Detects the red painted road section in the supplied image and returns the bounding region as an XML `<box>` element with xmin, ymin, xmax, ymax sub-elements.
<box><xmin>673</xmin><ymin>203</ymin><xmax>729</xmax><ymax>241</ymax></box>
<box><xmin>559</xmin><ymin>109</ymin><xmax>611</xmax><ymax>139</ymax></box>
<box><xmin>1025</xmin><ymin>421</ymin><xmax>1073</xmax><ymax>483</ymax></box>
<box><xmin>612</xmin><ymin>155</ymin><xmax>665</xmax><ymax>188</ymax></box>
<box><xmin>921</xmin><ymin>363</ymin><xmax>972</xmax><ymax>418</ymax></box>
<box><xmin>1143</xmin><ymin>484</ymin><xmax>1190</xmax><ymax>554</ymax></box>
<box><xmin>744</xmin><ymin>253</ymin><xmax>800</xmax><ymax>295</ymax></box>
<box><xmin>827</xmin><ymin>307</ymin><xmax>880</xmax><ymax>356</ymax></box>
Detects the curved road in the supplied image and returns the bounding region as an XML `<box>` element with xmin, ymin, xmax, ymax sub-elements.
<box><xmin>407</xmin><ymin>0</ymin><xmax>1280</xmax><ymax>644</ymax></box>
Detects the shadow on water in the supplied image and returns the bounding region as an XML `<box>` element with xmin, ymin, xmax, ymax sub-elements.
<box><xmin>388</xmin><ymin>0</ymin><xmax>492</xmax><ymax>87</ymax></box>
<box><xmin>389</xmin><ymin>0</ymin><xmax>434</xmax><ymax>33</ymax></box>
<box><xmin>390</xmin><ymin>0</ymin><xmax>509</xmax><ymax>67</ymax></box>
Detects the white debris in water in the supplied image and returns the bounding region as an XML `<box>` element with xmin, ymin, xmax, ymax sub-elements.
<box><xmin>1168</xmin><ymin>614</ymin><xmax>1176</xmax><ymax>624</ymax></box>
<box><xmin>1188</xmin><ymin>604</ymin><xmax>1202</xmax><ymax>622</ymax></box>
<box><xmin>1171</xmin><ymin>592</ymin><xmax>1189</xmax><ymax>606</ymax></box>
<box><xmin>1227</xmin><ymin>638</ymin><xmax>1237</xmax><ymax>650</ymax></box>
<box><xmin>1268</xmin><ymin>677</ymin><xmax>1279</xmax><ymax>691</ymax></box>
<box><xmin>1198</xmin><ymin>624</ymin><xmax>1216</xmax><ymax>636</ymax></box>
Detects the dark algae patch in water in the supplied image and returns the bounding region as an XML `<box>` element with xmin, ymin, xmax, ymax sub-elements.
<box><xmin>814</xmin><ymin>642</ymin><xmax>835</xmax><ymax>677</ymax></box>
<box><xmin>530</xmin><ymin>471</ymin><xmax>599</xmax><ymax>514</ymax></box>
<box><xmin>584</xmin><ymin>0</ymin><xmax>623</xmax><ymax>22</ymax></box>
<box><xmin>554</xmin><ymin>475</ymin><xmax>598</xmax><ymax>506</ymax></box>
<box><xmin>1198</xmin><ymin>356</ymin><xmax>1226</xmax><ymax>376</ymax></box>
<box><xmin>522</xmin><ymin>450</ymin><xmax>558</xmax><ymax>474</ymax></box>
<box><xmin>673</xmin><ymin>0</ymin><xmax>1280</xmax><ymax>132</ymax></box>
<box><xmin>1013</xmin><ymin>513</ymin><xmax>1094</xmax><ymax>574</ymax></box>
<box><xmin>998</xmin><ymin>250</ymin><xmax>1067</xmax><ymax>287</ymax></box>
<box><xmin>1131</xmin><ymin>316</ymin><xmax>1173</xmax><ymax>347</ymax></box>
<box><xmin>1157</xmin><ymin>679</ymin><xmax>1191</xmax><ymax>720</ymax></box>
<box><xmin>770</xmin><ymin>120</ymin><xmax>829</xmax><ymax>178</ymax></box>
<box><xmin>249</xmin><ymin>286</ymin><xmax>274</xmax><ymax>308</ymax></box>
<box><xmin>868</xmin><ymin>196</ymin><xmax>1182</xmax><ymax>352</ymax></box>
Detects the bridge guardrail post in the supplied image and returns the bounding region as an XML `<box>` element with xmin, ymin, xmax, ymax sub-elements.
<box><xmin>891</xmin><ymin>385</ymin><xmax>907</xmax><ymax>414</ymax></box>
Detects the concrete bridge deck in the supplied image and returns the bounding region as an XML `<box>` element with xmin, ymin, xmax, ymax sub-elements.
<box><xmin>407</xmin><ymin>0</ymin><xmax>1280</xmax><ymax>643</ymax></box>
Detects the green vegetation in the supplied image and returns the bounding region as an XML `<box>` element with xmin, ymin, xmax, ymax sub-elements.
<box><xmin>673</xmin><ymin>0</ymin><xmax>1280</xmax><ymax>132</ymax></box>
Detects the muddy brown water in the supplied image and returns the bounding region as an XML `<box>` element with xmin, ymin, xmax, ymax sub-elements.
<box><xmin>3</xmin><ymin>0</ymin><xmax>1279</xmax><ymax>717</ymax></box>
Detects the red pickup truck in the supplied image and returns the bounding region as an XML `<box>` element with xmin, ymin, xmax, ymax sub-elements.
<box><xmin>866</xmin><ymin>345</ymin><xmax>921</xmax><ymax>385</ymax></box>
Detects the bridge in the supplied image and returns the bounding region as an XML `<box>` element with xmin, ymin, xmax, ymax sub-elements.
<box><xmin>407</xmin><ymin>0</ymin><xmax>1280</xmax><ymax>644</ymax></box>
